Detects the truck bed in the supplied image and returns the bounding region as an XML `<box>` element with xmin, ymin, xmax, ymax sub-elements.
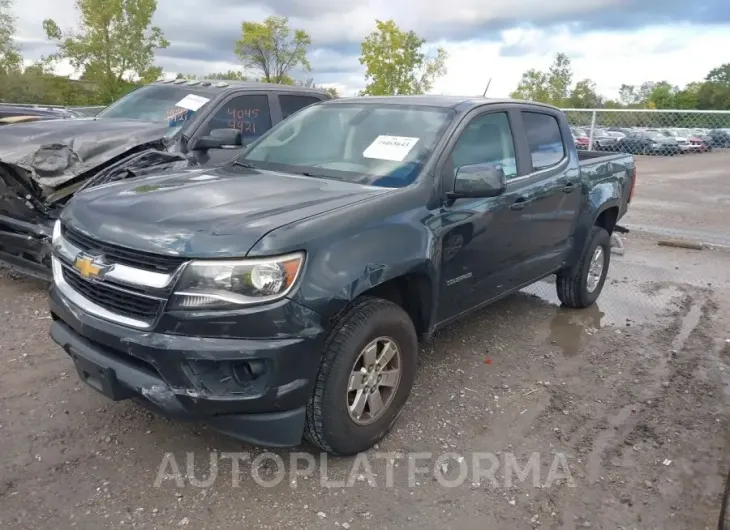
<box><xmin>577</xmin><ymin>149</ymin><xmax>631</xmax><ymax>165</ymax></box>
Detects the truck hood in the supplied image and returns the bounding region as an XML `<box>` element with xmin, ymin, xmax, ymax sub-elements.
<box><xmin>60</xmin><ymin>165</ymin><xmax>392</xmax><ymax>258</ymax></box>
<box><xmin>0</xmin><ymin>118</ymin><xmax>171</xmax><ymax>191</ymax></box>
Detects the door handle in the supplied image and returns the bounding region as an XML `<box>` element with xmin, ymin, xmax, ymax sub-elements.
<box><xmin>510</xmin><ymin>197</ymin><xmax>528</xmax><ymax>210</ymax></box>
<box><xmin>563</xmin><ymin>183</ymin><xmax>576</xmax><ymax>193</ymax></box>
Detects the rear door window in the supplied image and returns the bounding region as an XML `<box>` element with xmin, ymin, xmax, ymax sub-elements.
<box><xmin>279</xmin><ymin>95</ymin><xmax>323</xmax><ymax>119</ymax></box>
<box><xmin>522</xmin><ymin>111</ymin><xmax>566</xmax><ymax>170</ymax></box>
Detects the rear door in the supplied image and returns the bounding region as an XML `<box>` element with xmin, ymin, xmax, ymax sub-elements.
<box><xmin>507</xmin><ymin>108</ymin><xmax>581</xmax><ymax>282</ymax></box>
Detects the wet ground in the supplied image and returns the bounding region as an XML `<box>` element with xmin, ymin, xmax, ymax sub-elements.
<box><xmin>1</xmin><ymin>231</ymin><xmax>729</xmax><ymax>529</ymax></box>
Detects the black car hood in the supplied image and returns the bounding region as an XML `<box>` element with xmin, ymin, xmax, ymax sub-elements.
<box><xmin>0</xmin><ymin>118</ymin><xmax>171</xmax><ymax>191</ymax></box>
<box><xmin>61</xmin><ymin>166</ymin><xmax>392</xmax><ymax>258</ymax></box>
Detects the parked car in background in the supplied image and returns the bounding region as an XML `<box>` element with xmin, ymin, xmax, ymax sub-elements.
<box><xmin>0</xmin><ymin>80</ymin><xmax>332</xmax><ymax>281</ymax></box>
<box><xmin>0</xmin><ymin>115</ymin><xmax>45</xmax><ymax>126</ymax></box>
<box><xmin>0</xmin><ymin>103</ymin><xmax>75</xmax><ymax>121</ymax></box>
<box><xmin>614</xmin><ymin>131</ymin><xmax>682</xmax><ymax>156</ymax></box>
<box><xmin>591</xmin><ymin>128</ymin><xmax>620</xmax><ymax>151</ymax></box>
<box><xmin>571</xmin><ymin>127</ymin><xmax>590</xmax><ymax>150</ymax></box>
<box><xmin>660</xmin><ymin>129</ymin><xmax>696</xmax><ymax>153</ymax></box>
<box><xmin>706</xmin><ymin>129</ymin><xmax>730</xmax><ymax>148</ymax></box>
<box><xmin>687</xmin><ymin>133</ymin><xmax>712</xmax><ymax>152</ymax></box>
<box><xmin>67</xmin><ymin>106</ymin><xmax>106</xmax><ymax>118</ymax></box>
<box><xmin>48</xmin><ymin>96</ymin><xmax>636</xmax><ymax>455</ymax></box>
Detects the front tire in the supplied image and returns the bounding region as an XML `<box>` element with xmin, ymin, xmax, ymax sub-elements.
<box><xmin>304</xmin><ymin>297</ymin><xmax>418</xmax><ymax>455</ymax></box>
<box><xmin>556</xmin><ymin>226</ymin><xmax>611</xmax><ymax>308</ymax></box>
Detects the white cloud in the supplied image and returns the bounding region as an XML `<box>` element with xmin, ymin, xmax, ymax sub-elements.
<box><xmin>9</xmin><ymin>0</ymin><xmax>730</xmax><ymax>102</ymax></box>
<box><xmin>432</xmin><ymin>24</ymin><xmax>730</xmax><ymax>100</ymax></box>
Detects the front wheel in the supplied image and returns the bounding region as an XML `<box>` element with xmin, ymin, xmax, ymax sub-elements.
<box><xmin>555</xmin><ymin>226</ymin><xmax>611</xmax><ymax>308</ymax></box>
<box><xmin>304</xmin><ymin>297</ymin><xmax>418</xmax><ymax>455</ymax></box>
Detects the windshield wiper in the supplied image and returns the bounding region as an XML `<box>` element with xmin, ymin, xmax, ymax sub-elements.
<box><xmin>297</xmin><ymin>171</ymin><xmax>342</xmax><ymax>181</ymax></box>
<box><xmin>232</xmin><ymin>161</ymin><xmax>257</xmax><ymax>169</ymax></box>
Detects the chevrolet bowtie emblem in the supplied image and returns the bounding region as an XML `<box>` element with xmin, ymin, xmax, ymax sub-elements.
<box><xmin>73</xmin><ymin>254</ymin><xmax>103</xmax><ymax>279</ymax></box>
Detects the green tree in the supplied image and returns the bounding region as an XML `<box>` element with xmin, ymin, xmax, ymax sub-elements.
<box><xmin>234</xmin><ymin>16</ymin><xmax>311</xmax><ymax>84</ymax></box>
<box><xmin>646</xmin><ymin>81</ymin><xmax>676</xmax><ymax>109</ymax></box>
<box><xmin>510</xmin><ymin>53</ymin><xmax>573</xmax><ymax>106</ymax></box>
<box><xmin>696</xmin><ymin>82</ymin><xmax>730</xmax><ymax>110</ymax></box>
<box><xmin>618</xmin><ymin>84</ymin><xmax>639</xmax><ymax>107</ymax></box>
<box><xmin>0</xmin><ymin>0</ymin><xmax>21</xmax><ymax>74</ymax></box>
<box><xmin>358</xmin><ymin>19</ymin><xmax>447</xmax><ymax>96</ymax></box>
<box><xmin>705</xmin><ymin>63</ymin><xmax>730</xmax><ymax>86</ymax></box>
<box><xmin>181</xmin><ymin>70</ymin><xmax>248</xmax><ymax>81</ymax></box>
<box><xmin>324</xmin><ymin>86</ymin><xmax>339</xmax><ymax>98</ymax></box>
<box><xmin>510</xmin><ymin>69</ymin><xmax>550</xmax><ymax>102</ymax></box>
<box><xmin>568</xmin><ymin>78</ymin><xmax>602</xmax><ymax>108</ymax></box>
<box><xmin>673</xmin><ymin>82</ymin><xmax>701</xmax><ymax>110</ymax></box>
<box><xmin>43</xmin><ymin>0</ymin><xmax>169</xmax><ymax>103</ymax></box>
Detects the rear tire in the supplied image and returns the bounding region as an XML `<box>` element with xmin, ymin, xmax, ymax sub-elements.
<box><xmin>304</xmin><ymin>297</ymin><xmax>418</xmax><ymax>455</ymax></box>
<box><xmin>556</xmin><ymin>226</ymin><xmax>611</xmax><ymax>308</ymax></box>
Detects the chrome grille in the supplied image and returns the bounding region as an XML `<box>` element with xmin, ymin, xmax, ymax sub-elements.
<box><xmin>62</xmin><ymin>224</ymin><xmax>186</xmax><ymax>274</ymax></box>
<box><xmin>60</xmin><ymin>263</ymin><xmax>164</xmax><ymax>322</ymax></box>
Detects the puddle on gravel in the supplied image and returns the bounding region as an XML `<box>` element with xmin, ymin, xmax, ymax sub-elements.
<box><xmin>520</xmin><ymin>280</ymin><xmax>685</xmax><ymax>357</ymax></box>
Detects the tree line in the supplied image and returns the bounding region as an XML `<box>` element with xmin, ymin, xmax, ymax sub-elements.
<box><xmin>1</xmin><ymin>0</ymin><xmax>728</xmax><ymax>113</ymax></box>
<box><xmin>0</xmin><ymin>0</ymin><xmax>448</xmax><ymax>107</ymax></box>
<box><xmin>510</xmin><ymin>52</ymin><xmax>730</xmax><ymax>111</ymax></box>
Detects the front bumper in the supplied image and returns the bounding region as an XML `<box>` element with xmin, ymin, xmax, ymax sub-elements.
<box><xmin>49</xmin><ymin>284</ymin><xmax>327</xmax><ymax>447</ymax></box>
<box><xmin>0</xmin><ymin>214</ymin><xmax>54</xmax><ymax>281</ymax></box>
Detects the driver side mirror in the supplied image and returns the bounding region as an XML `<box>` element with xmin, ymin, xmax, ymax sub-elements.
<box><xmin>447</xmin><ymin>164</ymin><xmax>506</xmax><ymax>199</ymax></box>
<box><xmin>195</xmin><ymin>128</ymin><xmax>243</xmax><ymax>150</ymax></box>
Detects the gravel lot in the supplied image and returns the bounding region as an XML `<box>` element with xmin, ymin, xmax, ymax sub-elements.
<box><xmin>623</xmin><ymin>150</ymin><xmax>730</xmax><ymax>247</ymax></box>
<box><xmin>1</xmin><ymin>152</ymin><xmax>729</xmax><ymax>530</ymax></box>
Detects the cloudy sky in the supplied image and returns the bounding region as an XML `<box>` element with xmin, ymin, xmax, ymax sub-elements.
<box><xmin>12</xmin><ymin>0</ymin><xmax>730</xmax><ymax>100</ymax></box>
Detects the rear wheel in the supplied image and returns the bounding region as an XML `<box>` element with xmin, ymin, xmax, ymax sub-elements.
<box><xmin>304</xmin><ymin>297</ymin><xmax>418</xmax><ymax>455</ymax></box>
<box><xmin>556</xmin><ymin>226</ymin><xmax>611</xmax><ymax>308</ymax></box>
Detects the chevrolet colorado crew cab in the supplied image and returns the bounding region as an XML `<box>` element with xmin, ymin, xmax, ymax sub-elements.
<box><xmin>0</xmin><ymin>80</ymin><xmax>331</xmax><ymax>281</ymax></box>
<box><xmin>48</xmin><ymin>96</ymin><xmax>636</xmax><ymax>455</ymax></box>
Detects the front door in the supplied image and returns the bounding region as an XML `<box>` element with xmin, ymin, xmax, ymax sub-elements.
<box><xmin>435</xmin><ymin>110</ymin><xmax>526</xmax><ymax>322</ymax></box>
<box><xmin>191</xmin><ymin>92</ymin><xmax>275</xmax><ymax>166</ymax></box>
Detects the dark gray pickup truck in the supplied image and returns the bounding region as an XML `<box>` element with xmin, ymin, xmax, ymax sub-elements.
<box><xmin>0</xmin><ymin>80</ymin><xmax>331</xmax><ymax>280</ymax></box>
<box><xmin>48</xmin><ymin>96</ymin><xmax>635</xmax><ymax>455</ymax></box>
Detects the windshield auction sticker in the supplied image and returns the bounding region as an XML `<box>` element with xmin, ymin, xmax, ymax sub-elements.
<box><xmin>175</xmin><ymin>94</ymin><xmax>210</xmax><ymax>112</ymax></box>
<box><xmin>363</xmin><ymin>135</ymin><xmax>419</xmax><ymax>162</ymax></box>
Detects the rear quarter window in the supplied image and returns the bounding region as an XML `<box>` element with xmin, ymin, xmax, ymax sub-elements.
<box><xmin>522</xmin><ymin>111</ymin><xmax>566</xmax><ymax>170</ymax></box>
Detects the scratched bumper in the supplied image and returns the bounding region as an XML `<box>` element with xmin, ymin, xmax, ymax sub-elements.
<box><xmin>48</xmin><ymin>284</ymin><xmax>326</xmax><ymax>447</ymax></box>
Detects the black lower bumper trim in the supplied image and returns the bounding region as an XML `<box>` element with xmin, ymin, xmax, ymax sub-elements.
<box><xmin>50</xmin><ymin>320</ymin><xmax>308</xmax><ymax>447</ymax></box>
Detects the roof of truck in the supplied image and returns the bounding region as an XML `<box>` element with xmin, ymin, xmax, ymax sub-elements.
<box><xmin>329</xmin><ymin>95</ymin><xmax>560</xmax><ymax>111</ymax></box>
<box><xmin>150</xmin><ymin>78</ymin><xmax>332</xmax><ymax>97</ymax></box>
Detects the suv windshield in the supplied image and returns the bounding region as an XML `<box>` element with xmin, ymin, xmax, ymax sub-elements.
<box><xmin>96</xmin><ymin>84</ymin><xmax>215</xmax><ymax>123</ymax></box>
<box><xmin>240</xmin><ymin>103</ymin><xmax>455</xmax><ymax>188</ymax></box>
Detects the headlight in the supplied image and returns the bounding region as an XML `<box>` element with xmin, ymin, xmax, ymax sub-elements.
<box><xmin>170</xmin><ymin>252</ymin><xmax>305</xmax><ymax>310</ymax></box>
<box><xmin>52</xmin><ymin>220</ymin><xmax>62</xmax><ymax>244</ymax></box>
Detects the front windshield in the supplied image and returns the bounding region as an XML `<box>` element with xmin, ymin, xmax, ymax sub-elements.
<box><xmin>96</xmin><ymin>84</ymin><xmax>215</xmax><ymax>123</ymax></box>
<box><xmin>240</xmin><ymin>103</ymin><xmax>455</xmax><ymax>188</ymax></box>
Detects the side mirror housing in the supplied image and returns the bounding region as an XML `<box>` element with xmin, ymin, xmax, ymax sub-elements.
<box><xmin>195</xmin><ymin>128</ymin><xmax>243</xmax><ymax>150</ymax></box>
<box><xmin>448</xmin><ymin>164</ymin><xmax>506</xmax><ymax>199</ymax></box>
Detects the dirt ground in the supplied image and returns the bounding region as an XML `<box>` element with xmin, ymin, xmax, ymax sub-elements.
<box><xmin>1</xmin><ymin>151</ymin><xmax>730</xmax><ymax>529</ymax></box>
<box><xmin>1</xmin><ymin>231</ymin><xmax>729</xmax><ymax>530</ymax></box>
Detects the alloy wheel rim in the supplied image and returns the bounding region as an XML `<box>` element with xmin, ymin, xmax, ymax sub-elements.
<box><xmin>586</xmin><ymin>246</ymin><xmax>605</xmax><ymax>293</ymax></box>
<box><xmin>347</xmin><ymin>337</ymin><xmax>402</xmax><ymax>425</ymax></box>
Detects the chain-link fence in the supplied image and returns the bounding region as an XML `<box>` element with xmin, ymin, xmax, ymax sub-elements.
<box><xmin>561</xmin><ymin>108</ymin><xmax>730</xmax><ymax>156</ymax></box>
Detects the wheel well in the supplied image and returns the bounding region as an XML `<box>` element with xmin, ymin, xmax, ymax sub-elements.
<box><xmin>595</xmin><ymin>206</ymin><xmax>619</xmax><ymax>235</ymax></box>
<box><xmin>359</xmin><ymin>273</ymin><xmax>433</xmax><ymax>336</ymax></box>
